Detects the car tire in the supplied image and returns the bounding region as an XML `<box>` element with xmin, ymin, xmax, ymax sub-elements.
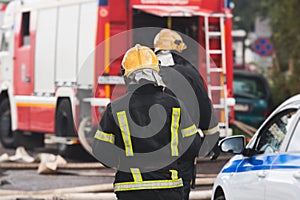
<box><xmin>0</xmin><ymin>99</ymin><xmax>19</xmax><ymax>148</ymax></box>
<box><xmin>215</xmin><ymin>195</ymin><xmax>226</xmax><ymax>200</ymax></box>
<box><xmin>214</xmin><ymin>188</ymin><xmax>226</xmax><ymax>200</ymax></box>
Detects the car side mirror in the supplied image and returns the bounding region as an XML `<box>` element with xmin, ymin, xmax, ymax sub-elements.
<box><xmin>219</xmin><ymin>135</ymin><xmax>245</xmax><ymax>154</ymax></box>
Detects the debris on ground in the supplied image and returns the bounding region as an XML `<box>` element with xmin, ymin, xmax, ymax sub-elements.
<box><xmin>0</xmin><ymin>147</ymin><xmax>228</xmax><ymax>200</ymax></box>
<box><xmin>0</xmin><ymin>147</ymin><xmax>34</xmax><ymax>163</ymax></box>
<box><xmin>0</xmin><ymin>146</ymin><xmax>107</xmax><ymax>179</ymax></box>
<box><xmin>36</xmin><ymin>153</ymin><xmax>67</xmax><ymax>174</ymax></box>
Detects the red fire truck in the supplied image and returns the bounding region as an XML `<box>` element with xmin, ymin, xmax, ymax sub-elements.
<box><xmin>0</xmin><ymin>0</ymin><xmax>234</xmax><ymax>154</ymax></box>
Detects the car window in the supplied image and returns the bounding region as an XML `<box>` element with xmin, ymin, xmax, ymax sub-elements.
<box><xmin>234</xmin><ymin>76</ymin><xmax>267</xmax><ymax>99</ymax></box>
<box><xmin>287</xmin><ymin>113</ymin><xmax>300</xmax><ymax>152</ymax></box>
<box><xmin>254</xmin><ymin>109</ymin><xmax>297</xmax><ymax>154</ymax></box>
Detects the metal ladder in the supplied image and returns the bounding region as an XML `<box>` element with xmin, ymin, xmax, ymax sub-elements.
<box><xmin>204</xmin><ymin>14</ymin><xmax>229</xmax><ymax>136</ymax></box>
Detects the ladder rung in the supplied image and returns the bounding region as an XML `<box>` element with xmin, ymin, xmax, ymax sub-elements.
<box><xmin>208</xmin><ymin>32</ymin><xmax>221</xmax><ymax>37</ymax></box>
<box><xmin>208</xmin><ymin>50</ymin><xmax>222</xmax><ymax>54</ymax></box>
<box><xmin>208</xmin><ymin>68</ymin><xmax>223</xmax><ymax>73</ymax></box>
<box><xmin>209</xmin><ymin>86</ymin><xmax>225</xmax><ymax>91</ymax></box>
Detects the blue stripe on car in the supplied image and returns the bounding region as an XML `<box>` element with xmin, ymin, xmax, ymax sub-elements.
<box><xmin>221</xmin><ymin>154</ymin><xmax>300</xmax><ymax>173</ymax></box>
<box><xmin>272</xmin><ymin>154</ymin><xmax>300</xmax><ymax>169</ymax></box>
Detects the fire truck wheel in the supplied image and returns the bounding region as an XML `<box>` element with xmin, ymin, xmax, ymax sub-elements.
<box><xmin>55</xmin><ymin>99</ymin><xmax>76</xmax><ymax>156</ymax></box>
<box><xmin>0</xmin><ymin>99</ymin><xmax>18</xmax><ymax>148</ymax></box>
<box><xmin>55</xmin><ymin>99</ymin><xmax>95</xmax><ymax>161</ymax></box>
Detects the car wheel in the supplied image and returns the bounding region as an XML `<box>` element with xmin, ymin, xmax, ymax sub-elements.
<box><xmin>214</xmin><ymin>187</ymin><xmax>226</xmax><ymax>200</ymax></box>
<box><xmin>0</xmin><ymin>99</ymin><xmax>18</xmax><ymax>148</ymax></box>
<box><xmin>215</xmin><ymin>195</ymin><xmax>226</xmax><ymax>200</ymax></box>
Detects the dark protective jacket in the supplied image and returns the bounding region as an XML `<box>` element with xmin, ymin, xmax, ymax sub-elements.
<box><xmin>159</xmin><ymin>52</ymin><xmax>220</xmax><ymax>156</ymax></box>
<box><xmin>92</xmin><ymin>83</ymin><xmax>201</xmax><ymax>200</ymax></box>
<box><xmin>160</xmin><ymin>52</ymin><xmax>219</xmax><ymax>135</ymax></box>
<box><xmin>159</xmin><ymin>52</ymin><xmax>220</xmax><ymax>200</ymax></box>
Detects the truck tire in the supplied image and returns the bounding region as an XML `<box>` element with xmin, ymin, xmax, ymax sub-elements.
<box><xmin>0</xmin><ymin>99</ymin><xmax>18</xmax><ymax>148</ymax></box>
<box><xmin>55</xmin><ymin>99</ymin><xmax>95</xmax><ymax>161</ymax></box>
<box><xmin>55</xmin><ymin>99</ymin><xmax>76</xmax><ymax>137</ymax></box>
<box><xmin>55</xmin><ymin>99</ymin><xmax>77</xmax><ymax>156</ymax></box>
<box><xmin>0</xmin><ymin>99</ymin><xmax>45</xmax><ymax>149</ymax></box>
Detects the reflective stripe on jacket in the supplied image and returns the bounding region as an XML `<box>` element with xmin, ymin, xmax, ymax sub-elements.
<box><xmin>92</xmin><ymin>84</ymin><xmax>201</xmax><ymax>192</ymax></box>
<box><xmin>114</xmin><ymin>168</ymin><xmax>183</xmax><ymax>192</ymax></box>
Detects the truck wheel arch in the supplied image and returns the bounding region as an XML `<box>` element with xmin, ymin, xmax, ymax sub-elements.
<box><xmin>0</xmin><ymin>86</ymin><xmax>17</xmax><ymax>131</ymax></box>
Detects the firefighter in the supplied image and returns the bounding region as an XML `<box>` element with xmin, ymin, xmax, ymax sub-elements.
<box><xmin>154</xmin><ymin>28</ymin><xmax>220</xmax><ymax>200</ymax></box>
<box><xmin>92</xmin><ymin>44</ymin><xmax>202</xmax><ymax>200</ymax></box>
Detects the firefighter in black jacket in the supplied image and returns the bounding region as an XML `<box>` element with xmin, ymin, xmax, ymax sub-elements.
<box><xmin>154</xmin><ymin>29</ymin><xmax>220</xmax><ymax>200</ymax></box>
<box><xmin>92</xmin><ymin>44</ymin><xmax>202</xmax><ymax>200</ymax></box>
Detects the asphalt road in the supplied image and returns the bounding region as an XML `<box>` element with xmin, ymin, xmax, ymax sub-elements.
<box><xmin>0</xmin><ymin>143</ymin><xmax>231</xmax><ymax>194</ymax></box>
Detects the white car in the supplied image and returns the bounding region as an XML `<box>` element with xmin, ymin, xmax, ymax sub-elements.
<box><xmin>212</xmin><ymin>94</ymin><xmax>300</xmax><ymax>200</ymax></box>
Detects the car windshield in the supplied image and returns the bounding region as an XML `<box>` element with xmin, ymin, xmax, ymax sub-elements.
<box><xmin>234</xmin><ymin>76</ymin><xmax>267</xmax><ymax>99</ymax></box>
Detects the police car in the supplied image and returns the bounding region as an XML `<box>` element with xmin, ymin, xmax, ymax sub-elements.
<box><xmin>212</xmin><ymin>94</ymin><xmax>300</xmax><ymax>200</ymax></box>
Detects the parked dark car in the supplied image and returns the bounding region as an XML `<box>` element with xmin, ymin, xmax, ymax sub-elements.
<box><xmin>233</xmin><ymin>70</ymin><xmax>273</xmax><ymax>128</ymax></box>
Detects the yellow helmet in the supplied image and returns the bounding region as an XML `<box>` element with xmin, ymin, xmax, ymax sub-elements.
<box><xmin>122</xmin><ymin>44</ymin><xmax>159</xmax><ymax>76</ymax></box>
<box><xmin>154</xmin><ymin>29</ymin><xmax>187</xmax><ymax>53</ymax></box>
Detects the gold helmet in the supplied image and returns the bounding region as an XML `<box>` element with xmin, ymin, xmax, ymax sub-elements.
<box><xmin>121</xmin><ymin>44</ymin><xmax>159</xmax><ymax>76</ymax></box>
<box><xmin>154</xmin><ymin>29</ymin><xmax>187</xmax><ymax>53</ymax></box>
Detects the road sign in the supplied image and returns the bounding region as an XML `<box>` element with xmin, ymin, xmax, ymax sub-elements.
<box><xmin>253</xmin><ymin>37</ymin><xmax>273</xmax><ymax>57</ymax></box>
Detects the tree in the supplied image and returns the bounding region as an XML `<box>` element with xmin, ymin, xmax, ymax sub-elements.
<box><xmin>262</xmin><ymin>0</ymin><xmax>300</xmax><ymax>60</ymax></box>
<box><xmin>231</xmin><ymin>0</ymin><xmax>262</xmax><ymax>31</ymax></box>
<box><xmin>261</xmin><ymin>0</ymin><xmax>300</xmax><ymax>106</ymax></box>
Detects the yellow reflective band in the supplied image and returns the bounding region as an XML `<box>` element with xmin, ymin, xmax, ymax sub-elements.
<box><xmin>203</xmin><ymin>125</ymin><xmax>219</xmax><ymax>136</ymax></box>
<box><xmin>130</xmin><ymin>168</ymin><xmax>143</xmax><ymax>182</ymax></box>
<box><xmin>94</xmin><ymin>130</ymin><xmax>115</xmax><ymax>144</ymax></box>
<box><xmin>181</xmin><ymin>124</ymin><xmax>198</xmax><ymax>138</ymax></box>
<box><xmin>171</xmin><ymin>108</ymin><xmax>180</xmax><ymax>156</ymax></box>
<box><xmin>114</xmin><ymin>178</ymin><xmax>183</xmax><ymax>192</ymax></box>
<box><xmin>117</xmin><ymin>111</ymin><xmax>134</xmax><ymax>156</ymax></box>
<box><xmin>169</xmin><ymin>170</ymin><xmax>178</xmax><ymax>180</ymax></box>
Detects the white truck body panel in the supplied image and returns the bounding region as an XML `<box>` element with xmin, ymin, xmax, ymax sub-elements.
<box><xmin>34</xmin><ymin>1</ymin><xmax>97</xmax><ymax>92</ymax></box>
<box><xmin>77</xmin><ymin>1</ymin><xmax>97</xmax><ymax>88</ymax></box>
<box><xmin>34</xmin><ymin>8</ymin><xmax>57</xmax><ymax>94</ymax></box>
<box><xmin>55</xmin><ymin>4</ymin><xmax>80</xmax><ymax>84</ymax></box>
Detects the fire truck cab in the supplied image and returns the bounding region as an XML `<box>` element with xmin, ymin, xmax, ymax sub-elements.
<box><xmin>0</xmin><ymin>0</ymin><xmax>234</xmax><ymax>154</ymax></box>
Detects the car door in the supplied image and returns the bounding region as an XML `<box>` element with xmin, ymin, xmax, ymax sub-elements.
<box><xmin>230</xmin><ymin>109</ymin><xmax>295</xmax><ymax>200</ymax></box>
<box><xmin>228</xmin><ymin>153</ymin><xmax>270</xmax><ymax>200</ymax></box>
<box><xmin>14</xmin><ymin>11</ymin><xmax>34</xmax><ymax>95</ymax></box>
<box><xmin>265</xmin><ymin>109</ymin><xmax>300</xmax><ymax>200</ymax></box>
